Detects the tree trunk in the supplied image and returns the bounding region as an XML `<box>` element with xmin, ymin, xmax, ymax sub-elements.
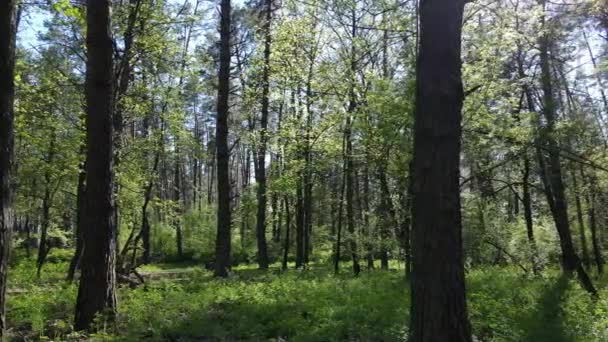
<box><xmin>570</xmin><ymin>169</ymin><xmax>590</xmax><ymax>268</ymax></box>
<box><xmin>254</xmin><ymin>0</ymin><xmax>272</xmax><ymax>270</ymax></box>
<box><xmin>522</xmin><ymin>156</ymin><xmax>539</xmax><ymax>273</ymax></box>
<box><xmin>67</xmin><ymin>154</ymin><xmax>86</xmax><ymax>281</ymax></box>
<box><xmin>536</xmin><ymin>0</ymin><xmax>595</xmax><ymax>294</ymax></box>
<box><xmin>345</xmin><ymin>8</ymin><xmax>360</xmax><ymax>276</ymax></box>
<box><xmin>281</xmin><ymin>196</ymin><xmax>290</xmax><ymax>271</ymax></box>
<box><xmin>0</xmin><ymin>0</ymin><xmax>17</xmax><ymax>335</ymax></box>
<box><xmin>214</xmin><ymin>0</ymin><xmax>232</xmax><ymax>278</ymax></box>
<box><xmin>74</xmin><ymin>0</ymin><xmax>118</xmax><ymax>330</ymax></box>
<box><xmin>174</xmin><ymin>158</ymin><xmax>183</xmax><ymax>259</ymax></box>
<box><xmin>377</xmin><ymin>165</ymin><xmax>395</xmax><ymax>270</ymax></box>
<box><xmin>37</xmin><ymin>131</ymin><xmax>56</xmax><ymax>278</ymax></box>
<box><xmin>409</xmin><ymin>0</ymin><xmax>472</xmax><ymax>340</ymax></box>
<box><xmin>582</xmin><ymin>169</ymin><xmax>603</xmax><ymax>274</ymax></box>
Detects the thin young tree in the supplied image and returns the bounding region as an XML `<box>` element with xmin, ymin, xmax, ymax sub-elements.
<box><xmin>409</xmin><ymin>0</ymin><xmax>472</xmax><ymax>340</ymax></box>
<box><xmin>0</xmin><ymin>0</ymin><xmax>17</xmax><ymax>335</ymax></box>
<box><xmin>74</xmin><ymin>0</ymin><xmax>118</xmax><ymax>330</ymax></box>
<box><xmin>214</xmin><ymin>0</ymin><xmax>232</xmax><ymax>278</ymax></box>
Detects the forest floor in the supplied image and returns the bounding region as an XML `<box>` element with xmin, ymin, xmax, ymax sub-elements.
<box><xmin>5</xmin><ymin>251</ymin><xmax>608</xmax><ymax>341</ymax></box>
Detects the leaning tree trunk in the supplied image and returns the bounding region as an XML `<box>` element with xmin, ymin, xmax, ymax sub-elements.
<box><xmin>0</xmin><ymin>0</ymin><xmax>17</xmax><ymax>335</ymax></box>
<box><xmin>214</xmin><ymin>0</ymin><xmax>232</xmax><ymax>278</ymax></box>
<box><xmin>536</xmin><ymin>0</ymin><xmax>596</xmax><ymax>295</ymax></box>
<box><xmin>409</xmin><ymin>0</ymin><xmax>473</xmax><ymax>341</ymax></box>
<box><xmin>74</xmin><ymin>0</ymin><xmax>118</xmax><ymax>330</ymax></box>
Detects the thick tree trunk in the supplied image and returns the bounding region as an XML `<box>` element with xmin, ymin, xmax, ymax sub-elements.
<box><xmin>74</xmin><ymin>0</ymin><xmax>118</xmax><ymax>330</ymax></box>
<box><xmin>254</xmin><ymin>0</ymin><xmax>272</xmax><ymax>270</ymax></box>
<box><xmin>214</xmin><ymin>0</ymin><xmax>232</xmax><ymax>278</ymax></box>
<box><xmin>409</xmin><ymin>0</ymin><xmax>472</xmax><ymax>340</ymax></box>
<box><xmin>0</xmin><ymin>0</ymin><xmax>17</xmax><ymax>335</ymax></box>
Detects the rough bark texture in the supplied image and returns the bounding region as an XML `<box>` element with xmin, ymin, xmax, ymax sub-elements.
<box><xmin>74</xmin><ymin>0</ymin><xmax>118</xmax><ymax>330</ymax></box>
<box><xmin>409</xmin><ymin>0</ymin><xmax>473</xmax><ymax>340</ymax></box>
<box><xmin>254</xmin><ymin>0</ymin><xmax>272</xmax><ymax>270</ymax></box>
<box><xmin>214</xmin><ymin>0</ymin><xmax>232</xmax><ymax>278</ymax></box>
<box><xmin>0</xmin><ymin>0</ymin><xmax>17</xmax><ymax>335</ymax></box>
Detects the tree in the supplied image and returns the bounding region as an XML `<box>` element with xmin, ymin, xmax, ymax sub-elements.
<box><xmin>409</xmin><ymin>0</ymin><xmax>472</xmax><ymax>340</ymax></box>
<box><xmin>254</xmin><ymin>0</ymin><xmax>273</xmax><ymax>270</ymax></box>
<box><xmin>214</xmin><ymin>0</ymin><xmax>232</xmax><ymax>278</ymax></box>
<box><xmin>0</xmin><ymin>0</ymin><xmax>17</xmax><ymax>335</ymax></box>
<box><xmin>74</xmin><ymin>0</ymin><xmax>118</xmax><ymax>330</ymax></box>
<box><xmin>535</xmin><ymin>0</ymin><xmax>596</xmax><ymax>295</ymax></box>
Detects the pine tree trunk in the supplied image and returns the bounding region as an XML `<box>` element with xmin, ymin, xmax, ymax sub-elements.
<box><xmin>0</xmin><ymin>0</ymin><xmax>17</xmax><ymax>335</ymax></box>
<box><xmin>74</xmin><ymin>0</ymin><xmax>118</xmax><ymax>330</ymax></box>
<box><xmin>409</xmin><ymin>0</ymin><xmax>472</xmax><ymax>340</ymax></box>
<box><xmin>254</xmin><ymin>0</ymin><xmax>272</xmax><ymax>270</ymax></box>
<box><xmin>214</xmin><ymin>0</ymin><xmax>232</xmax><ymax>278</ymax></box>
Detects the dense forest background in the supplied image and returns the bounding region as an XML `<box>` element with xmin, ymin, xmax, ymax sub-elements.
<box><xmin>2</xmin><ymin>0</ymin><xmax>608</xmax><ymax>340</ymax></box>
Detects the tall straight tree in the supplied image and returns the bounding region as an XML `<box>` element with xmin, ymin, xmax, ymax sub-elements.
<box><xmin>214</xmin><ymin>0</ymin><xmax>232</xmax><ymax>278</ymax></box>
<box><xmin>254</xmin><ymin>0</ymin><xmax>272</xmax><ymax>270</ymax></box>
<box><xmin>74</xmin><ymin>0</ymin><xmax>118</xmax><ymax>330</ymax></box>
<box><xmin>0</xmin><ymin>0</ymin><xmax>17</xmax><ymax>335</ymax></box>
<box><xmin>409</xmin><ymin>0</ymin><xmax>472</xmax><ymax>341</ymax></box>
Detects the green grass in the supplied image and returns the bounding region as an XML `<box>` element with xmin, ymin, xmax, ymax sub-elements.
<box><xmin>6</xmin><ymin>252</ymin><xmax>608</xmax><ymax>341</ymax></box>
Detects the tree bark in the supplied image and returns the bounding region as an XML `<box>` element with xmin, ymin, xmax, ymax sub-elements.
<box><xmin>214</xmin><ymin>0</ymin><xmax>232</xmax><ymax>278</ymax></box>
<box><xmin>254</xmin><ymin>0</ymin><xmax>272</xmax><ymax>270</ymax></box>
<box><xmin>0</xmin><ymin>0</ymin><xmax>17</xmax><ymax>335</ymax></box>
<box><xmin>409</xmin><ymin>0</ymin><xmax>472</xmax><ymax>340</ymax></box>
<box><xmin>74</xmin><ymin>0</ymin><xmax>118</xmax><ymax>330</ymax></box>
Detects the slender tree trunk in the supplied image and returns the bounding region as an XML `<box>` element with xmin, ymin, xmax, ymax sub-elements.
<box><xmin>582</xmin><ymin>169</ymin><xmax>603</xmax><ymax>274</ymax></box>
<box><xmin>174</xmin><ymin>158</ymin><xmax>183</xmax><ymax>259</ymax></box>
<box><xmin>67</xmin><ymin>154</ymin><xmax>86</xmax><ymax>281</ymax></box>
<box><xmin>0</xmin><ymin>0</ymin><xmax>17</xmax><ymax>335</ymax></box>
<box><xmin>75</xmin><ymin>0</ymin><xmax>118</xmax><ymax>330</ymax></box>
<box><xmin>571</xmin><ymin>169</ymin><xmax>590</xmax><ymax>268</ymax></box>
<box><xmin>295</xmin><ymin>176</ymin><xmax>305</xmax><ymax>268</ymax></box>
<box><xmin>37</xmin><ymin>133</ymin><xmax>56</xmax><ymax>278</ymax></box>
<box><xmin>522</xmin><ymin>156</ymin><xmax>539</xmax><ymax>273</ymax></box>
<box><xmin>345</xmin><ymin>8</ymin><xmax>360</xmax><ymax>276</ymax></box>
<box><xmin>214</xmin><ymin>0</ymin><xmax>232</xmax><ymax>278</ymax></box>
<box><xmin>377</xmin><ymin>165</ymin><xmax>395</xmax><ymax>270</ymax></box>
<box><xmin>409</xmin><ymin>0</ymin><xmax>472</xmax><ymax>340</ymax></box>
<box><xmin>281</xmin><ymin>196</ymin><xmax>290</xmax><ymax>271</ymax></box>
<box><xmin>536</xmin><ymin>0</ymin><xmax>595</xmax><ymax>294</ymax></box>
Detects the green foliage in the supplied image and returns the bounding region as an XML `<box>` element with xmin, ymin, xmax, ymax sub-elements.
<box><xmin>8</xmin><ymin>258</ymin><xmax>608</xmax><ymax>342</ymax></box>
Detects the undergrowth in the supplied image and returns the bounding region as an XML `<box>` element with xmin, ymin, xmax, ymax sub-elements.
<box><xmin>6</xmin><ymin>251</ymin><xmax>608</xmax><ymax>341</ymax></box>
